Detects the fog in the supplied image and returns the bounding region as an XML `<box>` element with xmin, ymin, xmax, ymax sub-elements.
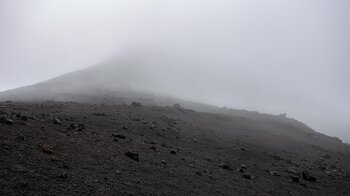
<box><xmin>0</xmin><ymin>0</ymin><xmax>349</xmax><ymax>142</ymax></box>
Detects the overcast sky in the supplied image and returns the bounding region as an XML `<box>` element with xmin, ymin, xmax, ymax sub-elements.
<box><xmin>0</xmin><ymin>0</ymin><xmax>349</xmax><ymax>141</ymax></box>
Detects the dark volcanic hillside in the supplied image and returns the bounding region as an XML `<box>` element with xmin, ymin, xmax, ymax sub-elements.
<box><xmin>1</xmin><ymin>101</ymin><xmax>350</xmax><ymax>195</ymax></box>
<box><xmin>1</xmin><ymin>64</ymin><xmax>350</xmax><ymax>195</ymax></box>
<box><xmin>0</xmin><ymin>63</ymin><xmax>331</xmax><ymax>140</ymax></box>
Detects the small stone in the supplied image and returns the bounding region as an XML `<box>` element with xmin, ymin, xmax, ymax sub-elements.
<box><xmin>116</xmin><ymin>135</ymin><xmax>126</xmax><ymax>139</ymax></box>
<box><xmin>58</xmin><ymin>173</ymin><xmax>68</xmax><ymax>180</ymax></box>
<box><xmin>20</xmin><ymin>115</ymin><xmax>28</xmax><ymax>121</ymax></box>
<box><xmin>219</xmin><ymin>163</ymin><xmax>231</xmax><ymax>170</ymax></box>
<box><xmin>6</xmin><ymin>119</ymin><xmax>13</xmax><ymax>125</ymax></box>
<box><xmin>125</xmin><ymin>151</ymin><xmax>139</xmax><ymax>162</ymax></box>
<box><xmin>112</xmin><ymin>133</ymin><xmax>126</xmax><ymax>139</ymax></box>
<box><xmin>161</xmin><ymin>143</ymin><xmax>168</xmax><ymax>148</ymax></box>
<box><xmin>77</xmin><ymin>123</ymin><xmax>85</xmax><ymax>131</ymax></box>
<box><xmin>242</xmin><ymin>173</ymin><xmax>253</xmax><ymax>180</ymax></box>
<box><xmin>93</xmin><ymin>113</ymin><xmax>107</xmax><ymax>116</ymax></box>
<box><xmin>269</xmin><ymin>171</ymin><xmax>280</xmax><ymax>176</ymax></box>
<box><xmin>195</xmin><ymin>171</ymin><xmax>202</xmax><ymax>176</ymax></box>
<box><xmin>61</xmin><ymin>164</ymin><xmax>69</xmax><ymax>169</ymax></box>
<box><xmin>150</xmin><ymin>146</ymin><xmax>156</xmax><ymax>151</ymax></box>
<box><xmin>41</xmin><ymin>144</ymin><xmax>53</xmax><ymax>154</ymax></box>
<box><xmin>299</xmin><ymin>183</ymin><xmax>307</xmax><ymax>187</ymax></box>
<box><xmin>18</xmin><ymin>181</ymin><xmax>29</xmax><ymax>189</ymax></box>
<box><xmin>131</xmin><ymin>101</ymin><xmax>142</xmax><ymax>107</ymax></box>
<box><xmin>302</xmin><ymin>171</ymin><xmax>317</xmax><ymax>182</ymax></box>
<box><xmin>53</xmin><ymin>118</ymin><xmax>61</xmax><ymax>125</ymax></box>
<box><xmin>170</xmin><ymin>150</ymin><xmax>177</xmax><ymax>155</ymax></box>
<box><xmin>291</xmin><ymin>176</ymin><xmax>299</xmax><ymax>183</ymax></box>
<box><xmin>319</xmin><ymin>166</ymin><xmax>327</xmax><ymax>171</ymax></box>
<box><xmin>115</xmin><ymin>169</ymin><xmax>121</xmax><ymax>175</ymax></box>
<box><xmin>14</xmin><ymin>165</ymin><xmax>27</xmax><ymax>173</ymax></box>
<box><xmin>68</xmin><ymin>123</ymin><xmax>76</xmax><ymax>130</ymax></box>
<box><xmin>0</xmin><ymin>117</ymin><xmax>14</xmax><ymax>125</ymax></box>
<box><xmin>286</xmin><ymin>167</ymin><xmax>298</xmax><ymax>175</ymax></box>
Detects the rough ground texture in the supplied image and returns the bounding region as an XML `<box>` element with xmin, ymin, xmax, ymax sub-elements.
<box><xmin>1</xmin><ymin>101</ymin><xmax>350</xmax><ymax>195</ymax></box>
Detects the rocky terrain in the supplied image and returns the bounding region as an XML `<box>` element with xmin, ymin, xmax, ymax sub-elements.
<box><xmin>1</xmin><ymin>101</ymin><xmax>350</xmax><ymax>195</ymax></box>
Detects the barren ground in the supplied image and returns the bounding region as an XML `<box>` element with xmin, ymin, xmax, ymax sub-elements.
<box><xmin>1</xmin><ymin>101</ymin><xmax>350</xmax><ymax>195</ymax></box>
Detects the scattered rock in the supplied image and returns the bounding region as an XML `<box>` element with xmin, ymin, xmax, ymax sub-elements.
<box><xmin>93</xmin><ymin>112</ymin><xmax>107</xmax><ymax>116</ymax></box>
<box><xmin>299</xmin><ymin>183</ymin><xmax>307</xmax><ymax>187</ymax></box>
<box><xmin>0</xmin><ymin>110</ymin><xmax>8</xmax><ymax>116</ymax></box>
<box><xmin>61</xmin><ymin>163</ymin><xmax>69</xmax><ymax>169</ymax></box>
<box><xmin>20</xmin><ymin>115</ymin><xmax>28</xmax><ymax>121</ymax></box>
<box><xmin>242</xmin><ymin>173</ymin><xmax>253</xmax><ymax>180</ymax></box>
<box><xmin>269</xmin><ymin>171</ymin><xmax>280</xmax><ymax>176</ymax></box>
<box><xmin>291</xmin><ymin>176</ymin><xmax>299</xmax><ymax>183</ymax></box>
<box><xmin>17</xmin><ymin>181</ymin><xmax>29</xmax><ymax>189</ymax></box>
<box><xmin>319</xmin><ymin>166</ymin><xmax>327</xmax><ymax>171</ymax></box>
<box><xmin>0</xmin><ymin>116</ymin><xmax>14</xmax><ymax>125</ymax></box>
<box><xmin>115</xmin><ymin>170</ymin><xmax>121</xmax><ymax>175</ymax></box>
<box><xmin>41</xmin><ymin>144</ymin><xmax>53</xmax><ymax>155</ymax></box>
<box><xmin>53</xmin><ymin>117</ymin><xmax>62</xmax><ymax>125</ymax></box>
<box><xmin>150</xmin><ymin>146</ymin><xmax>156</xmax><ymax>151</ymax></box>
<box><xmin>156</xmin><ymin>133</ymin><xmax>165</xmax><ymax>137</ymax></box>
<box><xmin>271</xmin><ymin>154</ymin><xmax>283</xmax><ymax>161</ymax></box>
<box><xmin>161</xmin><ymin>143</ymin><xmax>168</xmax><ymax>148</ymax></box>
<box><xmin>112</xmin><ymin>133</ymin><xmax>126</xmax><ymax>139</ymax></box>
<box><xmin>28</xmin><ymin>115</ymin><xmax>36</xmax><ymax>120</ymax></box>
<box><xmin>132</xmin><ymin>118</ymin><xmax>140</xmax><ymax>121</ymax></box>
<box><xmin>77</xmin><ymin>123</ymin><xmax>85</xmax><ymax>131</ymax></box>
<box><xmin>219</xmin><ymin>163</ymin><xmax>231</xmax><ymax>170</ymax></box>
<box><xmin>286</xmin><ymin>167</ymin><xmax>298</xmax><ymax>175</ymax></box>
<box><xmin>302</xmin><ymin>171</ymin><xmax>317</xmax><ymax>182</ymax></box>
<box><xmin>58</xmin><ymin>173</ymin><xmax>68</xmax><ymax>180</ymax></box>
<box><xmin>125</xmin><ymin>151</ymin><xmax>139</xmax><ymax>162</ymax></box>
<box><xmin>161</xmin><ymin>160</ymin><xmax>167</xmax><ymax>164</ymax></box>
<box><xmin>14</xmin><ymin>165</ymin><xmax>28</xmax><ymax>173</ymax></box>
<box><xmin>68</xmin><ymin>123</ymin><xmax>76</xmax><ymax>130</ymax></box>
<box><xmin>239</xmin><ymin>165</ymin><xmax>248</xmax><ymax>172</ymax></box>
<box><xmin>131</xmin><ymin>102</ymin><xmax>141</xmax><ymax>107</ymax></box>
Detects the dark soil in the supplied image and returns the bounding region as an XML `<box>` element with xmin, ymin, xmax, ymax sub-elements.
<box><xmin>1</xmin><ymin>101</ymin><xmax>350</xmax><ymax>195</ymax></box>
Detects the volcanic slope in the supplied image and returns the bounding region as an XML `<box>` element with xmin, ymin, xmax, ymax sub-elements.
<box><xmin>1</xmin><ymin>101</ymin><xmax>349</xmax><ymax>195</ymax></box>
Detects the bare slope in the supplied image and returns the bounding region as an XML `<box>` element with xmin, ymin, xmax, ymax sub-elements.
<box><xmin>1</xmin><ymin>102</ymin><xmax>350</xmax><ymax>195</ymax></box>
<box><xmin>0</xmin><ymin>63</ymin><xmax>330</xmax><ymax>142</ymax></box>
